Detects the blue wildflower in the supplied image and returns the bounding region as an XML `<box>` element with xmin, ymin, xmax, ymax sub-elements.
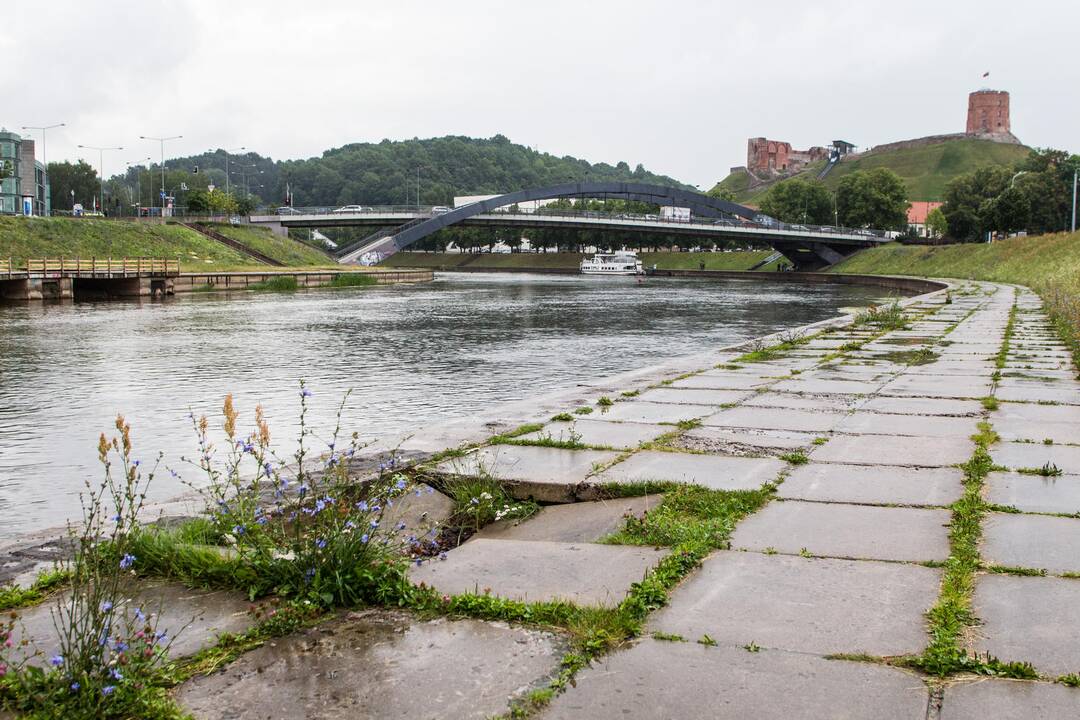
<box><xmin>304</xmin><ymin>567</ymin><xmax>315</xmax><ymax>582</ymax></box>
<box><xmin>50</xmin><ymin>655</ymin><xmax>64</xmax><ymax>667</ymax></box>
<box><xmin>300</xmin><ymin>388</ymin><xmax>313</xmax><ymax>398</ymax></box>
<box><xmin>110</xmin><ymin>513</ymin><xmax>121</xmax><ymax>523</ymax></box>
<box><xmin>110</xmin><ymin>668</ymin><xmax>123</xmax><ymax>680</ymax></box>
<box><xmin>232</xmin><ymin>525</ymin><xmax>246</xmax><ymax>535</ymax></box>
<box><xmin>102</xmin><ymin>685</ymin><xmax>115</xmax><ymax>696</ymax></box>
<box><xmin>134</xmin><ymin>608</ymin><xmax>146</xmax><ymax>622</ymax></box>
<box><xmin>395</xmin><ymin>478</ymin><xmax>407</xmax><ymax>491</ymax></box>
<box><xmin>360</xmin><ymin>533</ymin><xmax>369</xmax><ymax>544</ymax></box>
<box><xmin>70</xmin><ymin>682</ymin><xmax>80</xmax><ymax>691</ymax></box>
<box><xmin>316</xmin><ymin>538</ymin><xmax>327</xmax><ymax>549</ymax></box>
<box><xmin>356</xmin><ymin>500</ymin><xmax>369</xmax><ymax>512</ymax></box>
<box><xmin>369</xmin><ymin>519</ymin><xmax>379</xmax><ymax>529</ymax></box>
<box><xmin>101</xmin><ymin>601</ymin><xmax>113</xmax><ymax>612</ymax></box>
<box><xmin>114</xmin><ymin>640</ymin><xmax>128</xmax><ymax>652</ymax></box>
<box><xmin>119</xmin><ymin>553</ymin><xmax>136</xmax><ymax>570</ymax></box>
<box><xmin>344</xmin><ymin>520</ymin><xmax>357</xmax><ymax>530</ymax></box>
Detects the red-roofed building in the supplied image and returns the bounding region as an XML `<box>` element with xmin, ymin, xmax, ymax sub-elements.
<box><xmin>908</xmin><ymin>201</ymin><xmax>943</xmax><ymax>237</ymax></box>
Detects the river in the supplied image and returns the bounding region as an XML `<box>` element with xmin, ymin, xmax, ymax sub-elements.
<box><xmin>0</xmin><ymin>271</ymin><xmax>893</xmax><ymax>541</ymax></box>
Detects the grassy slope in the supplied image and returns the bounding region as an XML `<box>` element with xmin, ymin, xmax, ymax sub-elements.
<box><xmin>381</xmin><ymin>250</ymin><xmax>779</xmax><ymax>271</ymax></box>
<box><xmin>208</xmin><ymin>224</ymin><xmax>332</xmax><ymax>266</ymax></box>
<box><xmin>720</xmin><ymin>138</ymin><xmax>1030</xmax><ymax>204</ymax></box>
<box><xmin>0</xmin><ymin>216</ymin><xmax>252</xmax><ymax>270</ymax></box>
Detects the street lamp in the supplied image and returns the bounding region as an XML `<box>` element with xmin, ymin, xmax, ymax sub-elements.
<box><xmin>223</xmin><ymin>146</ymin><xmax>245</xmax><ymax>197</ymax></box>
<box><xmin>77</xmin><ymin>143</ymin><xmax>124</xmax><ymax>214</ymax></box>
<box><xmin>140</xmin><ymin>134</ymin><xmax>182</xmax><ymax>215</ymax></box>
<box><xmin>21</xmin><ymin>122</ymin><xmax>64</xmax><ymax>216</ymax></box>
<box><xmin>125</xmin><ymin>157</ymin><xmax>151</xmax><ymax>216</ymax></box>
<box><xmin>1072</xmin><ymin>169</ymin><xmax>1078</xmax><ymax>234</ymax></box>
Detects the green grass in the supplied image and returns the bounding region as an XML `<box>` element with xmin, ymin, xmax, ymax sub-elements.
<box><xmin>209</xmin><ymin>224</ymin><xmax>332</xmax><ymax>266</ymax></box>
<box><xmin>0</xmin><ymin>216</ymin><xmax>253</xmax><ymax>269</ymax></box>
<box><xmin>718</xmin><ymin>137</ymin><xmax>1030</xmax><ymax>203</ymax></box>
<box><xmin>248</xmin><ymin>275</ymin><xmax>299</xmax><ymax>292</ymax></box>
<box><xmin>0</xmin><ymin>568</ymin><xmax>71</xmax><ymax>610</ymax></box>
<box><xmin>328</xmin><ymin>273</ymin><xmax>378</xmax><ymax>288</ymax></box>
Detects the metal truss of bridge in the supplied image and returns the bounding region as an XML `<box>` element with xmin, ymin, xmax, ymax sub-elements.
<box><xmin>249</xmin><ymin>182</ymin><xmax>889</xmax><ymax>271</ymax></box>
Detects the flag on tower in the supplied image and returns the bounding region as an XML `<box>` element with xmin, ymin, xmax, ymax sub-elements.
<box><xmin>982</xmin><ymin>71</ymin><xmax>990</xmax><ymax>78</ymax></box>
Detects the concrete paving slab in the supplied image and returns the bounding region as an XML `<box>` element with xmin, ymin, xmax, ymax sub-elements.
<box><xmin>836</xmin><ymin>412</ymin><xmax>978</xmax><ymax>438</ymax></box>
<box><xmin>649</xmin><ymin>551</ymin><xmax>938</xmax><ymax>655</ymax></box>
<box><xmin>878</xmin><ymin>375</ymin><xmax>993</xmax><ymax>399</ymax></box>
<box><xmin>995</xmin><ymin>418</ymin><xmax>1080</xmax><ymax>444</ymax></box>
<box><xmin>518</xmin><ymin>419</ymin><xmax>670</xmax><ymax>450</ymax></box>
<box><xmin>669</xmin><ymin>373</ymin><xmax>776</xmax><ymax>390</ymax></box>
<box><xmin>409</xmin><ymin>539</ymin><xmax>668</xmax><ymax>606</ymax></box>
<box><xmin>997</xmin><ymin>402</ymin><xmax>1080</xmax><ymax>425</ymax></box>
<box><xmin>680</xmin><ymin>426</ymin><xmax>819</xmax><ymax>455</ymax></box>
<box><xmin>473</xmin><ymin>495</ymin><xmax>661</xmax><ymax>543</ymax></box>
<box><xmin>701</xmin><ymin>406</ymin><xmax>849</xmax><ymax>433</ymax></box>
<box><xmin>941</xmin><ymin>679</ymin><xmax>1080</xmax><ymax>720</ymax></box>
<box><xmin>973</xmin><ymin>574</ymin><xmax>1080</xmax><ymax>677</ymax></box>
<box><xmin>987</xmin><ymin>471</ymin><xmax>1080</xmax><ymax>515</ymax></box>
<box><xmin>635</xmin><ymin>387</ymin><xmax>752</xmax><ymax>406</ymax></box>
<box><xmin>811</xmin><ymin>434</ymin><xmax>972</xmax><ymax>467</ymax></box>
<box><xmin>593</xmin><ymin>451</ymin><xmax>785</xmax><ymax>491</ymax></box>
<box><xmin>541</xmin><ymin>639</ymin><xmax>930</xmax><ymax>720</ymax></box>
<box><xmin>780</xmin><ymin>462</ymin><xmax>962</xmax><ymax>506</ymax></box>
<box><xmin>10</xmin><ymin>580</ymin><xmax>255</xmax><ymax>662</ymax></box>
<box><xmin>384</xmin><ymin>483</ymin><xmax>454</xmax><ymax>538</ymax></box>
<box><xmin>436</xmin><ymin>446</ymin><xmax>619</xmax><ymax>502</ymax></box>
<box><xmin>178</xmin><ymin>610</ymin><xmax>565</xmax><ymax>720</ymax></box>
<box><xmin>595</xmin><ymin>400</ymin><xmax>719</xmax><ymax>424</ymax></box>
<box><xmin>771</xmin><ymin>378</ymin><xmax>882</xmax><ymax>395</ymax></box>
<box><xmin>996</xmin><ymin>386</ymin><xmax>1080</xmax><ymax>405</ymax></box>
<box><xmin>982</xmin><ymin>513</ymin><xmax>1080</xmax><ymax>574</ymax></box>
<box><xmin>732</xmin><ymin>501</ymin><xmax>950</xmax><ymax>562</ymax></box>
<box><xmin>992</xmin><ymin>442</ymin><xmax>1080</xmax><ymax>475</ymax></box>
<box><xmin>741</xmin><ymin>392</ymin><xmax>860</xmax><ymax>412</ymax></box>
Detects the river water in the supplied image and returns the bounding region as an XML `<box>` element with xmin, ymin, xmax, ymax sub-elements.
<box><xmin>0</xmin><ymin>272</ymin><xmax>892</xmax><ymax>541</ymax></box>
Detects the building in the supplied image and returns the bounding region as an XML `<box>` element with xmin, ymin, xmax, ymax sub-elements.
<box><xmin>746</xmin><ymin>138</ymin><xmax>828</xmax><ymax>176</ymax></box>
<box><xmin>966</xmin><ymin>90</ymin><xmax>1011</xmax><ymax>137</ymax></box>
<box><xmin>0</xmin><ymin>129</ymin><xmax>49</xmax><ymax>216</ymax></box>
<box><xmin>907</xmin><ymin>201</ymin><xmax>943</xmax><ymax>237</ymax></box>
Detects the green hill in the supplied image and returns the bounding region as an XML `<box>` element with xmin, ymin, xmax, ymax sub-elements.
<box><xmin>718</xmin><ymin>138</ymin><xmax>1031</xmax><ymax>204</ymax></box>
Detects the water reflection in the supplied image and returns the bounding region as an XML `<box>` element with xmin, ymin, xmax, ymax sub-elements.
<box><xmin>0</xmin><ymin>272</ymin><xmax>891</xmax><ymax>539</ymax></box>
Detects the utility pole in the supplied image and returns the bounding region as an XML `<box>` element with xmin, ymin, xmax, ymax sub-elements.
<box><xmin>1072</xmin><ymin>169</ymin><xmax>1077</xmax><ymax>234</ymax></box>
<box><xmin>21</xmin><ymin>122</ymin><xmax>65</xmax><ymax>215</ymax></box>
<box><xmin>140</xmin><ymin>134</ymin><xmax>182</xmax><ymax>215</ymax></box>
<box><xmin>77</xmin><ymin>143</ymin><xmax>123</xmax><ymax>214</ymax></box>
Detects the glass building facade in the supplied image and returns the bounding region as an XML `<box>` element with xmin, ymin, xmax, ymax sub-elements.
<box><xmin>0</xmin><ymin>129</ymin><xmax>49</xmax><ymax>216</ymax></box>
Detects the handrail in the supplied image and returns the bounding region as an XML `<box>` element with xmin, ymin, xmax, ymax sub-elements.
<box><xmin>21</xmin><ymin>257</ymin><xmax>181</xmax><ymax>275</ymax></box>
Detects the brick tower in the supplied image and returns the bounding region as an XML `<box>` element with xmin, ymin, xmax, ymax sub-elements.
<box><xmin>966</xmin><ymin>90</ymin><xmax>1010</xmax><ymax>135</ymax></box>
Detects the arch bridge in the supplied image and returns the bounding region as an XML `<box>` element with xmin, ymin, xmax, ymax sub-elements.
<box><xmin>249</xmin><ymin>182</ymin><xmax>889</xmax><ymax>271</ymax></box>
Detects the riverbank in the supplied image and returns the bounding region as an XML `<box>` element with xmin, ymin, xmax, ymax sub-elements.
<box><xmin>380</xmin><ymin>249</ymin><xmax>783</xmax><ymax>272</ymax></box>
<box><xmin>831</xmin><ymin>231</ymin><xmax>1080</xmax><ymax>369</ymax></box>
<box><xmin>8</xmin><ymin>275</ymin><xmax>1080</xmax><ymax>717</ymax></box>
<box><xmin>175</xmin><ymin>267</ymin><xmax>431</xmax><ymax>293</ymax></box>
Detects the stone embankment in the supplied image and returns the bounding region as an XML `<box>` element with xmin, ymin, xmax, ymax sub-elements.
<box><xmin>5</xmin><ymin>277</ymin><xmax>1080</xmax><ymax>718</ymax></box>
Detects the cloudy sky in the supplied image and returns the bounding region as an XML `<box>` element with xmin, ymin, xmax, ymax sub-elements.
<box><xmin>3</xmin><ymin>0</ymin><xmax>1076</xmax><ymax>187</ymax></box>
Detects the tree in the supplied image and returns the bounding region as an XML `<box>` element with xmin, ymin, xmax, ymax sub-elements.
<box><xmin>925</xmin><ymin>206</ymin><xmax>948</xmax><ymax>238</ymax></box>
<box><xmin>47</xmin><ymin>160</ymin><xmax>100</xmax><ymax>210</ymax></box>
<box><xmin>758</xmin><ymin>178</ymin><xmax>834</xmax><ymax>224</ymax></box>
<box><xmin>942</xmin><ymin>166</ymin><xmax>1011</xmax><ymax>241</ymax></box>
<box><xmin>835</xmin><ymin>169</ymin><xmax>909</xmax><ymax>230</ymax></box>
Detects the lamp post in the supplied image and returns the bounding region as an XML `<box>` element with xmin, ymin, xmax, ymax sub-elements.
<box><xmin>77</xmin><ymin>143</ymin><xmax>123</xmax><ymax>214</ymax></box>
<box><xmin>223</xmin><ymin>146</ymin><xmax>245</xmax><ymax>197</ymax></box>
<box><xmin>140</xmin><ymin>134</ymin><xmax>182</xmax><ymax>215</ymax></box>
<box><xmin>20</xmin><ymin>122</ymin><xmax>64</xmax><ymax>216</ymax></box>
<box><xmin>125</xmin><ymin>157</ymin><xmax>151</xmax><ymax>216</ymax></box>
<box><xmin>1072</xmin><ymin>169</ymin><xmax>1077</xmax><ymax>234</ymax></box>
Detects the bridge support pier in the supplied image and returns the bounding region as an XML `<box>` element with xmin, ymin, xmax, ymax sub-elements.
<box><xmin>0</xmin><ymin>278</ymin><xmax>73</xmax><ymax>301</ymax></box>
<box><xmin>773</xmin><ymin>241</ymin><xmax>862</xmax><ymax>272</ymax></box>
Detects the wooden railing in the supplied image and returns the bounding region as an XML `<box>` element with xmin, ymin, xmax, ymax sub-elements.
<box><xmin>23</xmin><ymin>257</ymin><xmax>181</xmax><ymax>276</ymax></box>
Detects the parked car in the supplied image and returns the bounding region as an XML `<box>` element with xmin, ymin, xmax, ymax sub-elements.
<box><xmin>277</xmin><ymin>206</ymin><xmax>301</xmax><ymax>215</ymax></box>
<box><xmin>432</xmin><ymin>206</ymin><xmax>452</xmax><ymax>214</ymax></box>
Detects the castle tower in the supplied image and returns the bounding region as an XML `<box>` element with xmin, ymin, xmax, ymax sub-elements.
<box><xmin>966</xmin><ymin>90</ymin><xmax>1010</xmax><ymax>136</ymax></box>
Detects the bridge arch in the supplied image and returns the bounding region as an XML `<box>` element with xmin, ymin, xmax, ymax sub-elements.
<box><xmin>337</xmin><ymin>182</ymin><xmax>759</xmax><ymax>262</ymax></box>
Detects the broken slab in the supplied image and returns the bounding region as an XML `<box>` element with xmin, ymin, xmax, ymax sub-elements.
<box><xmin>409</xmin><ymin>538</ymin><xmax>668</xmax><ymax>606</ymax></box>
<box><xmin>435</xmin><ymin>446</ymin><xmax>619</xmax><ymax>503</ymax></box>
<box><xmin>649</xmin><ymin>551</ymin><xmax>938</xmax><ymax>656</ymax></box>
<box><xmin>177</xmin><ymin>610</ymin><xmax>565</xmax><ymax>720</ymax></box>
<box><xmin>731</xmin><ymin>500</ymin><xmax>950</xmax><ymax>562</ymax></box>
<box><xmin>592</xmin><ymin>451</ymin><xmax>785</xmax><ymax>492</ymax></box>
<box><xmin>810</xmin><ymin>434</ymin><xmax>972</xmax><ymax>467</ymax></box>
<box><xmin>383</xmin><ymin>483</ymin><xmax>454</xmax><ymax>538</ymax></box>
<box><xmin>517</xmin><ymin>419</ymin><xmax>670</xmax><ymax>450</ymax></box>
<box><xmin>541</xmin><ymin>639</ymin><xmax>929</xmax><ymax>720</ymax></box>
<box><xmin>982</xmin><ymin>513</ymin><xmax>1080</xmax><ymax>574</ymax></box>
<box><xmin>986</xmin><ymin>471</ymin><xmax>1080</xmax><ymax>515</ymax></box>
<box><xmin>940</xmin><ymin>678</ymin><xmax>1080</xmax><ymax>719</ymax></box>
<box><xmin>473</xmin><ymin>496</ymin><xmax>661</xmax><ymax>544</ymax></box>
<box><xmin>779</xmin><ymin>462</ymin><xmax>963</xmax><ymax>506</ymax></box>
<box><xmin>972</xmin><ymin>574</ymin><xmax>1080</xmax><ymax>677</ymax></box>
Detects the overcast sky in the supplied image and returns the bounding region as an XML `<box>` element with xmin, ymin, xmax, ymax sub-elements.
<box><xmin>3</xmin><ymin>0</ymin><xmax>1076</xmax><ymax>188</ymax></box>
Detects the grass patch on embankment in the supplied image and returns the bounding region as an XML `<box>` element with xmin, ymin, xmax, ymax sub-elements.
<box><xmin>381</xmin><ymin>250</ymin><xmax>778</xmax><ymax>272</ymax></box>
<box><xmin>207</xmin><ymin>224</ymin><xmax>333</xmax><ymax>266</ymax></box>
<box><xmin>830</xmin><ymin>233</ymin><xmax>1080</xmax><ymax>371</ymax></box>
<box><xmin>0</xmin><ymin>216</ymin><xmax>252</xmax><ymax>269</ymax></box>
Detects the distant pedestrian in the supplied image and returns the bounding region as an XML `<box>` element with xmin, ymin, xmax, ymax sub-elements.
<box><xmin>699</xmin><ymin>261</ymin><xmax>705</xmax><ymax>271</ymax></box>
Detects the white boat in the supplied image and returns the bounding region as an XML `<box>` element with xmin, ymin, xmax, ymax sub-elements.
<box><xmin>580</xmin><ymin>251</ymin><xmax>644</xmax><ymax>275</ymax></box>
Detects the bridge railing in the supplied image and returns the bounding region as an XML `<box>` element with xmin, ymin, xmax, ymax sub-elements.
<box><xmin>24</xmin><ymin>257</ymin><xmax>181</xmax><ymax>276</ymax></box>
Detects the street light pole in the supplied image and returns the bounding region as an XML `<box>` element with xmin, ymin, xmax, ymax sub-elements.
<box><xmin>224</xmin><ymin>146</ymin><xmax>245</xmax><ymax>197</ymax></box>
<box><xmin>77</xmin><ymin>143</ymin><xmax>123</xmax><ymax>214</ymax></box>
<box><xmin>1072</xmin><ymin>169</ymin><xmax>1077</xmax><ymax>234</ymax></box>
<box><xmin>20</xmin><ymin>122</ymin><xmax>65</xmax><ymax>215</ymax></box>
<box><xmin>125</xmin><ymin>157</ymin><xmax>151</xmax><ymax>216</ymax></box>
<box><xmin>140</xmin><ymin>134</ymin><xmax>182</xmax><ymax>215</ymax></box>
